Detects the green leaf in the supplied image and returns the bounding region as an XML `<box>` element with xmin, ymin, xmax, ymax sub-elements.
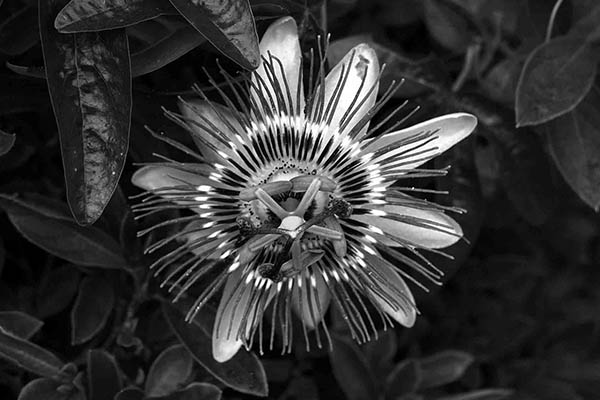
<box><xmin>418</xmin><ymin>350</ymin><xmax>474</xmax><ymax>389</ymax></box>
<box><xmin>571</xmin><ymin>4</ymin><xmax>600</xmax><ymax>42</ymax></box>
<box><xmin>114</xmin><ymin>387</ymin><xmax>145</xmax><ymax>400</ymax></box>
<box><xmin>71</xmin><ymin>276</ymin><xmax>115</xmax><ymax>345</ymax></box>
<box><xmin>437</xmin><ymin>389</ymin><xmax>513</xmax><ymax>400</ymax></box>
<box><xmin>36</xmin><ymin>265</ymin><xmax>82</xmax><ymax>318</ymax></box>
<box><xmin>168</xmin><ymin>0</ymin><xmax>260</xmax><ymax>69</ymax></box>
<box><xmin>0</xmin><ymin>194</ymin><xmax>126</xmax><ymax>268</ymax></box>
<box><xmin>385</xmin><ymin>359</ymin><xmax>421</xmax><ymax>399</ymax></box>
<box><xmin>0</xmin><ymin>326</ymin><xmax>64</xmax><ymax>377</ymax></box>
<box><xmin>55</xmin><ymin>0</ymin><xmax>176</xmax><ymax>33</ymax></box>
<box><xmin>329</xmin><ymin>334</ymin><xmax>379</xmax><ymax>400</ymax></box>
<box><xmin>423</xmin><ymin>0</ymin><xmax>471</xmax><ymax>53</ymax></box>
<box><xmin>0</xmin><ymin>311</ymin><xmax>43</xmax><ymax>339</ymax></box>
<box><xmin>160</xmin><ymin>382</ymin><xmax>222</xmax><ymax>400</ymax></box>
<box><xmin>131</xmin><ymin>26</ymin><xmax>206</xmax><ymax>77</ymax></box>
<box><xmin>145</xmin><ymin>344</ymin><xmax>193</xmax><ymax>398</ymax></box>
<box><xmin>40</xmin><ymin>0</ymin><xmax>132</xmax><ymax>225</ymax></box>
<box><xmin>0</xmin><ymin>129</ymin><xmax>16</xmax><ymax>156</ymax></box>
<box><xmin>0</xmin><ymin>6</ymin><xmax>39</xmax><ymax>56</ymax></box>
<box><xmin>87</xmin><ymin>349</ymin><xmax>122</xmax><ymax>400</ymax></box>
<box><xmin>162</xmin><ymin>303</ymin><xmax>268</xmax><ymax>397</ymax></box>
<box><xmin>18</xmin><ymin>378</ymin><xmax>85</xmax><ymax>400</ymax></box>
<box><xmin>516</xmin><ymin>36</ymin><xmax>597</xmax><ymax>127</ymax></box>
<box><xmin>544</xmin><ymin>86</ymin><xmax>600</xmax><ymax>210</ymax></box>
<box><xmin>5</xmin><ymin>62</ymin><xmax>46</xmax><ymax>79</ymax></box>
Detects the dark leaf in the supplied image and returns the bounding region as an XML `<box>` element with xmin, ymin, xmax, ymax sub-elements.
<box><xmin>329</xmin><ymin>334</ymin><xmax>378</xmax><ymax>400</ymax></box>
<box><xmin>18</xmin><ymin>378</ymin><xmax>84</xmax><ymax>400</ymax></box>
<box><xmin>130</xmin><ymin>26</ymin><xmax>205</xmax><ymax>77</ymax></box>
<box><xmin>162</xmin><ymin>303</ymin><xmax>268</xmax><ymax>397</ymax></box>
<box><xmin>145</xmin><ymin>344</ymin><xmax>193</xmax><ymax>398</ymax></box>
<box><xmin>0</xmin><ymin>6</ymin><xmax>39</xmax><ymax>56</ymax></box>
<box><xmin>544</xmin><ymin>86</ymin><xmax>600</xmax><ymax>210</ymax></box>
<box><xmin>362</xmin><ymin>329</ymin><xmax>397</xmax><ymax>371</ymax></box>
<box><xmin>87</xmin><ymin>349</ymin><xmax>122</xmax><ymax>400</ymax></box>
<box><xmin>516</xmin><ymin>36</ymin><xmax>597</xmax><ymax>127</ymax></box>
<box><xmin>5</xmin><ymin>62</ymin><xmax>45</xmax><ymax>79</ymax></box>
<box><xmin>423</xmin><ymin>0</ymin><xmax>471</xmax><ymax>53</ymax></box>
<box><xmin>55</xmin><ymin>0</ymin><xmax>176</xmax><ymax>33</ymax></box>
<box><xmin>418</xmin><ymin>350</ymin><xmax>474</xmax><ymax>389</ymax></box>
<box><xmin>168</xmin><ymin>0</ymin><xmax>260</xmax><ymax>69</ymax></box>
<box><xmin>0</xmin><ymin>311</ymin><xmax>43</xmax><ymax>339</ymax></box>
<box><xmin>160</xmin><ymin>382</ymin><xmax>222</xmax><ymax>400</ymax></box>
<box><xmin>0</xmin><ymin>194</ymin><xmax>127</xmax><ymax>268</ymax></box>
<box><xmin>0</xmin><ymin>326</ymin><xmax>64</xmax><ymax>377</ymax></box>
<box><xmin>71</xmin><ymin>276</ymin><xmax>115</xmax><ymax>344</ymax></box>
<box><xmin>40</xmin><ymin>0</ymin><xmax>132</xmax><ymax>225</ymax></box>
<box><xmin>114</xmin><ymin>387</ymin><xmax>145</xmax><ymax>400</ymax></box>
<box><xmin>36</xmin><ymin>265</ymin><xmax>82</xmax><ymax>318</ymax></box>
<box><xmin>437</xmin><ymin>389</ymin><xmax>514</xmax><ymax>400</ymax></box>
<box><xmin>0</xmin><ymin>129</ymin><xmax>16</xmax><ymax>156</ymax></box>
<box><xmin>571</xmin><ymin>4</ymin><xmax>600</xmax><ymax>42</ymax></box>
<box><xmin>385</xmin><ymin>359</ymin><xmax>421</xmax><ymax>398</ymax></box>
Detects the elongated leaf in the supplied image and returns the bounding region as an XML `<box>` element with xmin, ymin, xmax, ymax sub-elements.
<box><xmin>423</xmin><ymin>0</ymin><xmax>471</xmax><ymax>53</ymax></box>
<box><xmin>131</xmin><ymin>26</ymin><xmax>205</xmax><ymax>77</ymax></box>
<box><xmin>516</xmin><ymin>36</ymin><xmax>597</xmax><ymax>127</ymax></box>
<box><xmin>40</xmin><ymin>0</ymin><xmax>132</xmax><ymax>225</ymax></box>
<box><xmin>5</xmin><ymin>62</ymin><xmax>46</xmax><ymax>79</ymax></box>
<box><xmin>0</xmin><ymin>327</ymin><xmax>64</xmax><ymax>377</ymax></box>
<box><xmin>162</xmin><ymin>383</ymin><xmax>222</xmax><ymax>400</ymax></box>
<box><xmin>114</xmin><ymin>387</ymin><xmax>145</xmax><ymax>400</ymax></box>
<box><xmin>87</xmin><ymin>349</ymin><xmax>122</xmax><ymax>400</ymax></box>
<box><xmin>329</xmin><ymin>334</ymin><xmax>379</xmax><ymax>400</ymax></box>
<box><xmin>55</xmin><ymin>0</ymin><xmax>176</xmax><ymax>33</ymax></box>
<box><xmin>0</xmin><ymin>129</ymin><xmax>16</xmax><ymax>156</ymax></box>
<box><xmin>544</xmin><ymin>86</ymin><xmax>600</xmax><ymax>210</ymax></box>
<box><xmin>168</xmin><ymin>0</ymin><xmax>259</xmax><ymax>69</ymax></box>
<box><xmin>71</xmin><ymin>276</ymin><xmax>115</xmax><ymax>344</ymax></box>
<box><xmin>36</xmin><ymin>265</ymin><xmax>82</xmax><ymax>318</ymax></box>
<box><xmin>418</xmin><ymin>350</ymin><xmax>474</xmax><ymax>389</ymax></box>
<box><xmin>0</xmin><ymin>6</ymin><xmax>39</xmax><ymax>56</ymax></box>
<box><xmin>437</xmin><ymin>389</ymin><xmax>513</xmax><ymax>400</ymax></box>
<box><xmin>385</xmin><ymin>359</ymin><xmax>421</xmax><ymax>399</ymax></box>
<box><xmin>0</xmin><ymin>311</ymin><xmax>43</xmax><ymax>339</ymax></box>
<box><xmin>145</xmin><ymin>344</ymin><xmax>193</xmax><ymax>397</ymax></box>
<box><xmin>18</xmin><ymin>378</ymin><xmax>85</xmax><ymax>400</ymax></box>
<box><xmin>162</xmin><ymin>304</ymin><xmax>268</xmax><ymax>397</ymax></box>
<box><xmin>0</xmin><ymin>194</ymin><xmax>126</xmax><ymax>268</ymax></box>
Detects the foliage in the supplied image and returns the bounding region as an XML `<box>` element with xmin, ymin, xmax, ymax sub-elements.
<box><xmin>0</xmin><ymin>0</ymin><xmax>599</xmax><ymax>399</ymax></box>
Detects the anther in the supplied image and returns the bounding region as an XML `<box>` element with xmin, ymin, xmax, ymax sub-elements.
<box><xmin>239</xmin><ymin>181</ymin><xmax>292</xmax><ymax>201</ymax></box>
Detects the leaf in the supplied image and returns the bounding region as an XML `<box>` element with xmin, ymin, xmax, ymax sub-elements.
<box><xmin>329</xmin><ymin>334</ymin><xmax>379</xmax><ymax>400</ymax></box>
<box><xmin>162</xmin><ymin>303</ymin><xmax>268</xmax><ymax>397</ymax></box>
<box><xmin>0</xmin><ymin>129</ymin><xmax>16</xmax><ymax>156</ymax></box>
<box><xmin>0</xmin><ymin>6</ymin><xmax>39</xmax><ymax>56</ymax></box>
<box><xmin>544</xmin><ymin>86</ymin><xmax>600</xmax><ymax>210</ymax></box>
<box><xmin>5</xmin><ymin>62</ymin><xmax>46</xmax><ymax>79</ymax></box>
<box><xmin>130</xmin><ymin>26</ymin><xmax>206</xmax><ymax>77</ymax></box>
<box><xmin>55</xmin><ymin>0</ymin><xmax>176</xmax><ymax>33</ymax></box>
<box><xmin>0</xmin><ymin>326</ymin><xmax>64</xmax><ymax>377</ymax></box>
<box><xmin>145</xmin><ymin>344</ymin><xmax>193</xmax><ymax>397</ymax></box>
<box><xmin>516</xmin><ymin>36</ymin><xmax>597</xmax><ymax>127</ymax></box>
<box><xmin>0</xmin><ymin>194</ymin><xmax>126</xmax><ymax>268</ymax></box>
<box><xmin>40</xmin><ymin>0</ymin><xmax>132</xmax><ymax>225</ymax></box>
<box><xmin>36</xmin><ymin>265</ymin><xmax>82</xmax><ymax>318</ymax></box>
<box><xmin>114</xmin><ymin>387</ymin><xmax>145</xmax><ymax>400</ymax></box>
<box><xmin>87</xmin><ymin>349</ymin><xmax>122</xmax><ymax>400</ymax></box>
<box><xmin>168</xmin><ymin>0</ymin><xmax>260</xmax><ymax>69</ymax></box>
<box><xmin>160</xmin><ymin>382</ymin><xmax>222</xmax><ymax>400</ymax></box>
<box><xmin>571</xmin><ymin>4</ymin><xmax>600</xmax><ymax>42</ymax></box>
<box><xmin>0</xmin><ymin>311</ymin><xmax>43</xmax><ymax>339</ymax></box>
<box><xmin>437</xmin><ymin>389</ymin><xmax>513</xmax><ymax>400</ymax></box>
<box><xmin>423</xmin><ymin>0</ymin><xmax>471</xmax><ymax>53</ymax></box>
<box><xmin>18</xmin><ymin>378</ymin><xmax>85</xmax><ymax>400</ymax></box>
<box><xmin>418</xmin><ymin>350</ymin><xmax>474</xmax><ymax>389</ymax></box>
<box><xmin>71</xmin><ymin>276</ymin><xmax>115</xmax><ymax>344</ymax></box>
<box><xmin>385</xmin><ymin>359</ymin><xmax>421</xmax><ymax>399</ymax></box>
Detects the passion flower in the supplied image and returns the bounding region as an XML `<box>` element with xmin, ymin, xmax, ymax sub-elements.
<box><xmin>132</xmin><ymin>17</ymin><xmax>477</xmax><ymax>362</ymax></box>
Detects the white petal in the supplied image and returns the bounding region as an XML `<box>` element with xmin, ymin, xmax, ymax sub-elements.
<box><xmin>363</xmin><ymin>113</ymin><xmax>477</xmax><ymax>170</ymax></box>
<box><xmin>352</xmin><ymin>205</ymin><xmax>463</xmax><ymax>249</ymax></box>
<box><xmin>364</xmin><ymin>255</ymin><xmax>416</xmax><ymax>327</ymax></box>
<box><xmin>291</xmin><ymin>269</ymin><xmax>331</xmax><ymax>329</ymax></box>
<box><xmin>318</xmin><ymin>44</ymin><xmax>379</xmax><ymax>137</ymax></box>
<box><xmin>131</xmin><ymin>165</ymin><xmax>216</xmax><ymax>192</ymax></box>
<box><xmin>252</xmin><ymin>17</ymin><xmax>304</xmax><ymax>116</ymax></box>
<box><xmin>178</xmin><ymin>99</ymin><xmax>243</xmax><ymax>162</ymax></box>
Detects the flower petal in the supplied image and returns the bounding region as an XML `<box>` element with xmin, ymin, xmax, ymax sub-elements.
<box><xmin>213</xmin><ymin>269</ymin><xmax>274</xmax><ymax>363</ymax></box>
<box><xmin>318</xmin><ymin>43</ymin><xmax>379</xmax><ymax>137</ymax></box>
<box><xmin>252</xmin><ymin>17</ymin><xmax>304</xmax><ymax>117</ymax></box>
<box><xmin>364</xmin><ymin>254</ymin><xmax>416</xmax><ymax>327</ymax></box>
<box><xmin>363</xmin><ymin>113</ymin><xmax>477</xmax><ymax>170</ymax></box>
<box><xmin>291</xmin><ymin>268</ymin><xmax>331</xmax><ymax>329</ymax></box>
<box><xmin>131</xmin><ymin>165</ymin><xmax>217</xmax><ymax>192</ymax></box>
<box><xmin>178</xmin><ymin>99</ymin><xmax>243</xmax><ymax>163</ymax></box>
<box><xmin>352</xmin><ymin>205</ymin><xmax>463</xmax><ymax>249</ymax></box>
